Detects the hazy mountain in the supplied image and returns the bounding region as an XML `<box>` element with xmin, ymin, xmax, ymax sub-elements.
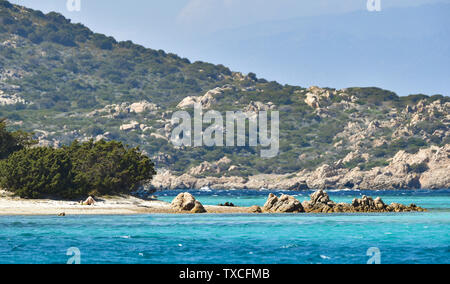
<box><xmin>179</xmin><ymin>3</ymin><xmax>450</xmax><ymax>96</ymax></box>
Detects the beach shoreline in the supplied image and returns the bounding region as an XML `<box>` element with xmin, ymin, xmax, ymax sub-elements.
<box><xmin>0</xmin><ymin>190</ymin><xmax>253</xmax><ymax>216</ymax></box>
<box><xmin>0</xmin><ymin>188</ymin><xmax>429</xmax><ymax>216</ymax></box>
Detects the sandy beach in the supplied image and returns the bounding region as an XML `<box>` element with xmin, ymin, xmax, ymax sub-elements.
<box><xmin>0</xmin><ymin>190</ymin><xmax>251</xmax><ymax>216</ymax></box>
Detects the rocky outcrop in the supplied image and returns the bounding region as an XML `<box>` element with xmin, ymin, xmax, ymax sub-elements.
<box><xmin>129</xmin><ymin>101</ymin><xmax>159</xmax><ymax>114</ymax></box>
<box><xmin>303</xmin><ymin>86</ymin><xmax>337</xmax><ymax>109</ymax></box>
<box><xmin>0</xmin><ymin>92</ymin><xmax>29</xmax><ymax>106</ymax></box>
<box><xmin>177</xmin><ymin>85</ymin><xmax>235</xmax><ymax>109</ymax></box>
<box><xmin>407</xmin><ymin>99</ymin><xmax>450</xmax><ymax>126</ymax></box>
<box><xmin>191</xmin><ymin>201</ymin><xmax>207</xmax><ymax>213</ymax></box>
<box><xmin>171</xmin><ymin>192</ymin><xmax>196</xmax><ymax>211</ymax></box>
<box><xmin>302</xmin><ymin>190</ymin><xmax>339</xmax><ymax>213</ymax></box>
<box><xmin>151</xmin><ymin>145</ymin><xmax>449</xmax><ymax>190</ymax></box>
<box><xmin>188</xmin><ymin>161</ymin><xmax>220</xmax><ymax>176</ymax></box>
<box><xmin>283</xmin><ymin>190</ymin><xmax>425</xmax><ymax>214</ymax></box>
<box><xmin>171</xmin><ymin>192</ymin><xmax>207</xmax><ymax>213</ymax></box>
<box><xmin>350</xmin><ymin>195</ymin><xmax>388</xmax><ymax>212</ymax></box>
<box><xmin>305</xmin><ymin>164</ymin><xmax>347</xmax><ymax>190</ymax></box>
<box><xmin>342</xmin><ymin>151</ymin><xmax>369</xmax><ymax>164</ymax></box>
<box><xmin>120</xmin><ymin>121</ymin><xmax>140</xmax><ymax>131</ymax></box>
<box><xmin>262</xmin><ymin>194</ymin><xmax>304</xmax><ymax>213</ymax></box>
<box><xmin>411</xmin><ymin>145</ymin><xmax>450</xmax><ymax>189</ymax></box>
<box><xmin>88</xmin><ymin>101</ymin><xmax>159</xmax><ymax>118</ymax></box>
<box><xmin>350</xmin><ymin>196</ymin><xmax>425</xmax><ymax>213</ymax></box>
<box><xmin>244</xmin><ymin>101</ymin><xmax>276</xmax><ymax>112</ymax></box>
<box><xmin>163</xmin><ymin>191</ymin><xmax>425</xmax><ymax>214</ymax></box>
<box><xmin>339</xmin><ymin>144</ymin><xmax>450</xmax><ymax>190</ymax></box>
<box><xmin>303</xmin><ymin>86</ymin><xmax>356</xmax><ymax>110</ymax></box>
<box><xmin>248</xmin><ymin>205</ymin><xmax>263</xmax><ymax>213</ymax></box>
<box><xmin>188</xmin><ymin>157</ymin><xmax>234</xmax><ymax>176</ymax></box>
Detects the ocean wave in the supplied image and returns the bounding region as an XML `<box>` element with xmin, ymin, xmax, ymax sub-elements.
<box><xmin>327</xmin><ymin>189</ymin><xmax>361</xmax><ymax>193</ymax></box>
<box><xmin>199</xmin><ymin>187</ymin><xmax>212</xmax><ymax>192</ymax></box>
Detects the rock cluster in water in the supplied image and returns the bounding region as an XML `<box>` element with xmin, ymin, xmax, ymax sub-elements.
<box><xmin>263</xmin><ymin>194</ymin><xmax>304</xmax><ymax>213</ymax></box>
<box><xmin>262</xmin><ymin>190</ymin><xmax>426</xmax><ymax>213</ymax></box>
<box><xmin>170</xmin><ymin>190</ymin><xmax>425</xmax><ymax>214</ymax></box>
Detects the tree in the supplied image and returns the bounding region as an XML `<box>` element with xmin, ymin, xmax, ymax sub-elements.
<box><xmin>67</xmin><ymin>140</ymin><xmax>156</xmax><ymax>196</ymax></box>
<box><xmin>0</xmin><ymin>119</ymin><xmax>35</xmax><ymax>159</ymax></box>
<box><xmin>0</xmin><ymin>139</ymin><xmax>156</xmax><ymax>199</ymax></box>
<box><xmin>0</xmin><ymin>147</ymin><xmax>74</xmax><ymax>199</ymax></box>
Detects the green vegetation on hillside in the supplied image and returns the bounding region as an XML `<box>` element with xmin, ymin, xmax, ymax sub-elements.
<box><xmin>0</xmin><ymin>0</ymin><xmax>448</xmax><ymax>177</ymax></box>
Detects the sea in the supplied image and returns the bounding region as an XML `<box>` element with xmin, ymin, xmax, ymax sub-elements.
<box><xmin>0</xmin><ymin>189</ymin><xmax>449</xmax><ymax>264</ymax></box>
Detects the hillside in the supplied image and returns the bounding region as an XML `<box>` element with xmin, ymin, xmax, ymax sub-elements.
<box><xmin>0</xmin><ymin>0</ymin><xmax>449</xmax><ymax>187</ymax></box>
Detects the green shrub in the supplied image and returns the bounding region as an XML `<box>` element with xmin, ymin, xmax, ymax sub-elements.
<box><xmin>0</xmin><ymin>119</ymin><xmax>35</xmax><ymax>159</ymax></box>
<box><xmin>67</xmin><ymin>140</ymin><xmax>156</xmax><ymax>197</ymax></box>
<box><xmin>92</xmin><ymin>33</ymin><xmax>116</xmax><ymax>50</ymax></box>
<box><xmin>0</xmin><ymin>140</ymin><xmax>156</xmax><ymax>199</ymax></box>
<box><xmin>0</xmin><ymin>147</ymin><xmax>73</xmax><ymax>199</ymax></box>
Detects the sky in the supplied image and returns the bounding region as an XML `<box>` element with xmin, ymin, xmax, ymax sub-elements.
<box><xmin>9</xmin><ymin>0</ymin><xmax>450</xmax><ymax>96</ymax></box>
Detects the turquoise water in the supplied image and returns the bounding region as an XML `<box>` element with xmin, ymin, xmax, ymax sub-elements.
<box><xmin>0</xmin><ymin>190</ymin><xmax>449</xmax><ymax>264</ymax></box>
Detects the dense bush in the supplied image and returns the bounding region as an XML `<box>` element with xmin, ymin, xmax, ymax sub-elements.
<box><xmin>0</xmin><ymin>140</ymin><xmax>156</xmax><ymax>199</ymax></box>
<box><xmin>0</xmin><ymin>147</ymin><xmax>73</xmax><ymax>198</ymax></box>
<box><xmin>66</xmin><ymin>140</ymin><xmax>156</xmax><ymax>197</ymax></box>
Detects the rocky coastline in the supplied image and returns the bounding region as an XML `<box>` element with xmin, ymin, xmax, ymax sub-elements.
<box><xmin>151</xmin><ymin>144</ymin><xmax>450</xmax><ymax>191</ymax></box>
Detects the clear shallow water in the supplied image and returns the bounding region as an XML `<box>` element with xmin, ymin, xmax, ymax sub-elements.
<box><xmin>0</xmin><ymin>190</ymin><xmax>449</xmax><ymax>264</ymax></box>
<box><xmin>159</xmin><ymin>189</ymin><xmax>450</xmax><ymax>210</ymax></box>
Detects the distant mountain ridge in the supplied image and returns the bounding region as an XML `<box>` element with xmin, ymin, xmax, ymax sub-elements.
<box><xmin>0</xmin><ymin>0</ymin><xmax>449</xmax><ymax>186</ymax></box>
<box><xmin>179</xmin><ymin>2</ymin><xmax>450</xmax><ymax>96</ymax></box>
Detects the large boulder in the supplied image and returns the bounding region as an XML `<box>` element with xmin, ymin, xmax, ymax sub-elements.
<box><xmin>263</xmin><ymin>194</ymin><xmax>304</xmax><ymax>213</ymax></box>
<box><xmin>82</xmin><ymin>196</ymin><xmax>96</xmax><ymax>206</ymax></box>
<box><xmin>310</xmin><ymin>190</ymin><xmax>330</xmax><ymax>205</ymax></box>
<box><xmin>374</xmin><ymin>197</ymin><xmax>386</xmax><ymax>210</ymax></box>
<box><xmin>177</xmin><ymin>86</ymin><xmax>233</xmax><ymax>109</ymax></box>
<box><xmin>248</xmin><ymin>205</ymin><xmax>262</xmax><ymax>213</ymax></box>
<box><xmin>350</xmin><ymin>195</ymin><xmax>425</xmax><ymax>212</ymax></box>
<box><xmin>351</xmin><ymin>195</ymin><xmax>387</xmax><ymax>212</ymax></box>
<box><xmin>304</xmin><ymin>190</ymin><xmax>335</xmax><ymax>213</ymax></box>
<box><xmin>386</xmin><ymin>202</ymin><xmax>425</xmax><ymax>213</ymax></box>
<box><xmin>171</xmin><ymin>192</ymin><xmax>196</xmax><ymax>211</ymax></box>
<box><xmin>191</xmin><ymin>201</ymin><xmax>207</xmax><ymax>214</ymax></box>
<box><xmin>128</xmin><ymin>101</ymin><xmax>159</xmax><ymax>113</ymax></box>
<box><xmin>171</xmin><ymin>192</ymin><xmax>206</xmax><ymax>213</ymax></box>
